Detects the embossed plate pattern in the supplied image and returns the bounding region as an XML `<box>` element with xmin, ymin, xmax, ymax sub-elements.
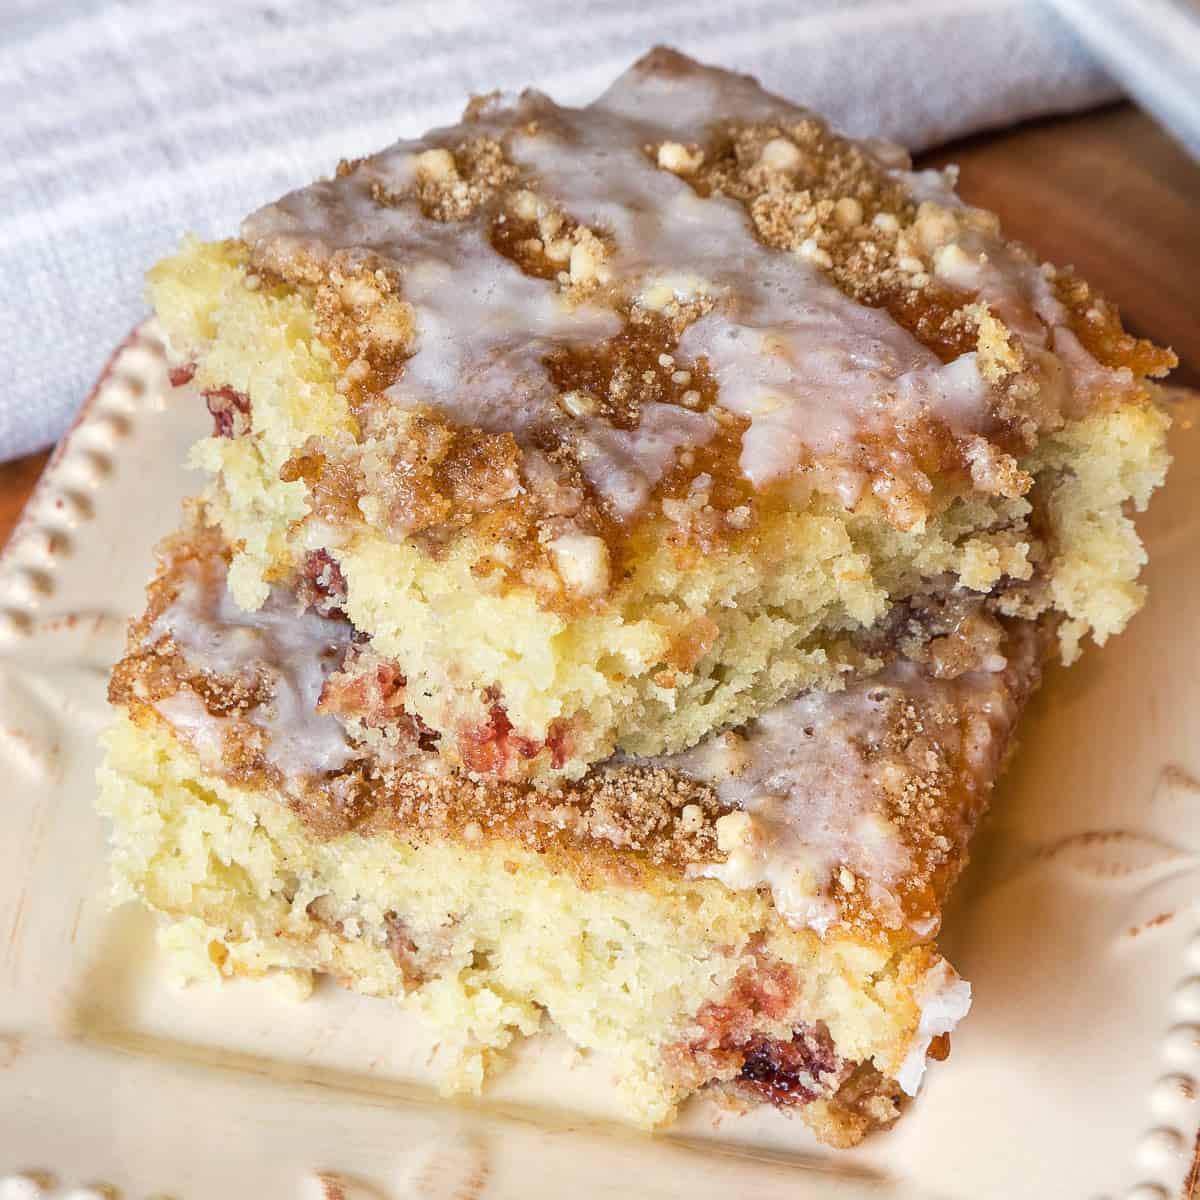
<box><xmin>0</xmin><ymin>325</ymin><xmax>1197</xmax><ymax>1198</ymax></box>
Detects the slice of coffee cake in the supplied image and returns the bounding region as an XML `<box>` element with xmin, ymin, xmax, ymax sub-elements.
<box><xmin>145</xmin><ymin>49</ymin><xmax>1171</xmax><ymax>783</ymax></box>
<box><xmin>99</xmin><ymin>518</ymin><xmax>1043</xmax><ymax>1145</ymax></box>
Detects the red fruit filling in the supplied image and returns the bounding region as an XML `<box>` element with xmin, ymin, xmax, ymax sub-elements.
<box><xmin>203</xmin><ymin>385</ymin><xmax>252</xmax><ymax>437</ymax></box>
<box><xmin>458</xmin><ymin>700</ymin><xmax>570</xmax><ymax>775</ymax></box>
<box><xmin>678</xmin><ymin>956</ymin><xmax>856</xmax><ymax>1109</ymax></box>
<box><xmin>318</xmin><ymin>648</ymin><xmax>440</xmax><ymax>752</ymax></box>
<box><xmin>297</xmin><ymin>549</ymin><xmax>348</xmax><ymax>617</ymax></box>
<box><xmin>736</xmin><ymin>1026</ymin><xmax>847</xmax><ymax>1107</ymax></box>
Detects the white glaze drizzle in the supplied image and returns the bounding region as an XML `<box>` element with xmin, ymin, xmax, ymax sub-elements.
<box><xmin>670</xmin><ymin>644</ymin><xmax>1029</xmax><ymax>937</ymax></box>
<box><xmin>241</xmin><ymin>54</ymin><xmax>1116</xmax><ymax>521</ymax></box>
<box><xmin>149</xmin><ymin>556</ymin><xmax>353</xmax><ymax>774</ymax></box>
<box><xmin>895</xmin><ymin>959</ymin><xmax>972</xmax><ymax>1095</ymax></box>
<box><xmin>507</xmin><ymin>95</ymin><xmax>985</xmax><ymax>506</ymax></box>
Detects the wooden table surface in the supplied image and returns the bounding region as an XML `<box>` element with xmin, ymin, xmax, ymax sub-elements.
<box><xmin>1</xmin><ymin>103</ymin><xmax>1197</xmax><ymax>549</ymax></box>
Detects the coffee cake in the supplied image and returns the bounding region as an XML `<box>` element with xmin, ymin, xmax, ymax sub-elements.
<box><xmin>97</xmin><ymin>48</ymin><xmax>1176</xmax><ymax>1146</ymax></box>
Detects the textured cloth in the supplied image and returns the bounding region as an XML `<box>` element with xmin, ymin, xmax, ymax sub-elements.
<box><xmin>1047</xmin><ymin>0</ymin><xmax>1200</xmax><ymax>158</ymax></box>
<box><xmin>1</xmin><ymin>0</ymin><xmax>1120</xmax><ymax>461</ymax></box>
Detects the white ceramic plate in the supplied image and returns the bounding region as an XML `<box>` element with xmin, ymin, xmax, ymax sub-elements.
<box><xmin>1</xmin><ymin>324</ymin><xmax>1198</xmax><ymax>1199</ymax></box>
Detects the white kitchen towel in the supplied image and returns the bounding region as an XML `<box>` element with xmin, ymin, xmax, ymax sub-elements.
<box><xmin>1</xmin><ymin>0</ymin><xmax>1121</xmax><ymax>461</ymax></box>
<box><xmin>1047</xmin><ymin>0</ymin><xmax>1200</xmax><ymax>158</ymax></box>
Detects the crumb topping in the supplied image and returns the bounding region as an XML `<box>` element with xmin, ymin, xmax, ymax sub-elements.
<box><xmin>1052</xmin><ymin>268</ymin><xmax>1175</xmax><ymax>379</ymax></box>
<box><xmin>490</xmin><ymin>186</ymin><xmax>613</xmax><ymax>303</ymax></box>
<box><xmin>543</xmin><ymin>309</ymin><xmax>719</xmax><ymax>430</ymax></box>
<box><xmin>311</xmin><ymin>254</ymin><xmax>415</xmax><ymax>394</ymax></box>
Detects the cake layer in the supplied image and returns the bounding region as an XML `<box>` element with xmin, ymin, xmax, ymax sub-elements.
<box><xmin>147</xmin><ymin>49</ymin><xmax>1172</xmax><ymax>784</ymax></box>
<box><xmin>99</xmin><ymin>520</ymin><xmax>1047</xmax><ymax>1142</ymax></box>
<box><xmin>110</xmin><ymin>518</ymin><xmax>1046</xmax><ymax>939</ymax></box>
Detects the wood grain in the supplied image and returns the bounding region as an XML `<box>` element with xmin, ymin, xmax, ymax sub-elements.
<box><xmin>0</xmin><ymin>450</ymin><xmax>49</xmax><ymax>548</ymax></box>
<box><xmin>0</xmin><ymin>104</ymin><xmax>1197</xmax><ymax>551</ymax></box>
